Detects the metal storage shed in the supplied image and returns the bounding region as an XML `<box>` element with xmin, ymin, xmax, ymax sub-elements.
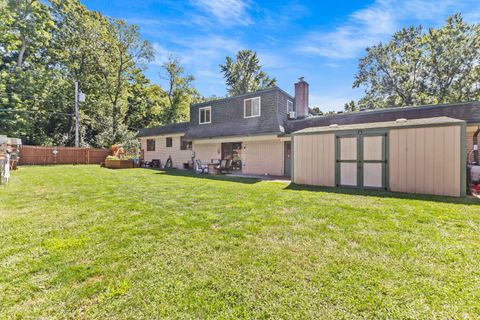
<box><xmin>292</xmin><ymin>116</ymin><xmax>466</xmax><ymax>197</ymax></box>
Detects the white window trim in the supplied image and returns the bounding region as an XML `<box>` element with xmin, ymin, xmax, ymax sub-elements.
<box><xmin>287</xmin><ymin>100</ymin><xmax>293</xmax><ymax>113</ymax></box>
<box><xmin>244</xmin><ymin>96</ymin><xmax>261</xmax><ymax>118</ymax></box>
<box><xmin>199</xmin><ymin>106</ymin><xmax>211</xmax><ymax>124</ymax></box>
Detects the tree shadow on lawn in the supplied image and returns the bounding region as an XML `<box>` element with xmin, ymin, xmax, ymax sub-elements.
<box><xmin>285</xmin><ymin>183</ymin><xmax>480</xmax><ymax>205</ymax></box>
<box><xmin>150</xmin><ymin>168</ymin><xmax>261</xmax><ymax>185</ymax></box>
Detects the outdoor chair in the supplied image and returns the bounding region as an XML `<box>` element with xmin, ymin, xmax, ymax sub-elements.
<box><xmin>150</xmin><ymin>159</ymin><xmax>161</xmax><ymax>168</ymax></box>
<box><xmin>225</xmin><ymin>159</ymin><xmax>233</xmax><ymax>173</ymax></box>
<box><xmin>215</xmin><ymin>159</ymin><xmax>233</xmax><ymax>174</ymax></box>
<box><xmin>195</xmin><ymin>160</ymin><xmax>208</xmax><ymax>174</ymax></box>
<box><xmin>214</xmin><ymin>159</ymin><xmax>227</xmax><ymax>171</ymax></box>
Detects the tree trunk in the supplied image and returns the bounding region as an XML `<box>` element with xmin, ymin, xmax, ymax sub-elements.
<box><xmin>112</xmin><ymin>99</ymin><xmax>118</xmax><ymax>143</ymax></box>
<box><xmin>17</xmin><ymin>37</ymin><xmax>27</xmax><ymax>68</ymax></box>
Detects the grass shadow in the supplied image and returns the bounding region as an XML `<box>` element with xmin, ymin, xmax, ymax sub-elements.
<box><xmin>149</xmin><ymin>168</ymin><xmax>261</xmax><ymax>185</ymax></box>
<box><xmin>285</xmin><ymin>183</ymin><xmax>480</xmax><ymax>205</ymax></box>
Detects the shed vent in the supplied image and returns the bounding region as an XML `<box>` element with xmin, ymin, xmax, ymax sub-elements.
<box><xmin>395</xmin><ymin>118</ymin><xmax>408</xmax><ymax>123</ymax></box>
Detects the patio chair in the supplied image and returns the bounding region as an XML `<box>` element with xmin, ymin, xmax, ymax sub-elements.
<box><xmin>150</xmin><ymin>159</ymin><xmax>161</xmax><ymax>168</ymax></box>
<box><xmin>215</xmin><ymin>159</ymin><xmax>226</xmax><ymax>170</ymax></box>
<box><xmin>215</xmin><ymin>159</ymin><xmax>231</xmax><ymax>173</ymax></box>
<box><xmin>195</xmin><ymin>159</ymin><xmax>208</xmax><ymax>174</ymax></box>
<box><xmin>165</xmin><ymin>156</ymin><xmax>173</xmax><ymax>168</ymax></box>
<box><xmin>225</xmin><ymin>159</ymin><xmax>233</xmax><ymax>173</ymax></box>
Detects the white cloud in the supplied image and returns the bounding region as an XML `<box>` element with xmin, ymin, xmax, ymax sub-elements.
<box><xmin>297</xmin><ymin>0</ymin><xmax>479</xmax><ymax>59</ymax></box>
<box><xmin>149</xmin><ymin>35</ymin><xmax>245</xmax><ymax>96</ymax></box>
<box><xmin>151</xmin><ymin>43</ymin><xmax>173</xmax><ymax>66</ymax></box>
<box><xmin>191</xmin><ymin>0</ymin><xmax>252</xmax><ymax>26</ymax></box>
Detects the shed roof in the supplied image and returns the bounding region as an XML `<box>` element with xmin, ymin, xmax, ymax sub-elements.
<box><xmin>293</xmin><ymin>116</ymin><xmax>464</xmax><ymax>135</ymax></box>
<box><xmin>286</xmin><ymin>101</ymin><xmax>480</xmax><ymax>133</ymax></box>
<box><xmin>137</xmin><ymin>122</ymin><xmax>189</xmax><ymax>137</ymax></box>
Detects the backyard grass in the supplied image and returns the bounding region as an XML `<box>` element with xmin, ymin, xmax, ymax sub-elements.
<box><xmin>0</xmin><ymin>165</ymin><xmax>479</xmax><ymax>319</ymax></box>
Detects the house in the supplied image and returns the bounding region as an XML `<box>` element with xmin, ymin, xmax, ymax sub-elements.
<box><xmin>138</xmin><ymin>78</ymin><xmax>480</xmax><ymax>197</ymax></box>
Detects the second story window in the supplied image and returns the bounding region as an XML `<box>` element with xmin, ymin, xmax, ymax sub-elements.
<box><xmin>146</xmin><ymin>139</ymin><xmax>155</xmax><ymax>151</ymax></box>
<box><xmin>244</xmin><ymin>97</ymin><xmax>261</xmax><ymax>118</ymax></box>
<box><xmin>199</xmin><ymin>107</ymin><xmax>211</xmax><ymax>124</ymax></box>
<box><xmin>287</xmin><ymin>100</ymin><xmax>293</xmax><ymax>113</ymax></box>
<box><xmin>166</xmin><ymin>137</ymin><xmax>172</xmax><ymax>148</ymax></box>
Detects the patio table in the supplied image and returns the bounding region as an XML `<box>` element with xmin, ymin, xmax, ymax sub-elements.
<box><xmin>207</xmin><ymin>163</ymin><xmax>220</xmax><ymax>175</ymax></box>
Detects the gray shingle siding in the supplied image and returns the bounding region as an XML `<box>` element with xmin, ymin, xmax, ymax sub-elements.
<box><xmin>138</xmin><ymin>90</ymin><xmax>479</xmax><ymax>140</ymax></box>
<box><xmin>286</xmin><ymin>101</ymin><xmax>480</xmax><ymax>133</ymax></box>
<box><xmin>185</xmin><ymin>88</ymin><xmax>290</xmax><ymax>140</ymax></box>
<box><xmin>276</xmin><ymin>90</ymin><xmax>293</xmax><ymax>131</ymax></box>
<box><xmin>137</xmin><ymin>122</ymin><xmax>189</xmax><ymax>137</ymax></box>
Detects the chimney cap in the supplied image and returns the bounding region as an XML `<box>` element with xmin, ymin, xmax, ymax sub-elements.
<box><xmin>298</xmin><ymin>76</ymin><xmax>305</xmax><ymax>82</ymax></box>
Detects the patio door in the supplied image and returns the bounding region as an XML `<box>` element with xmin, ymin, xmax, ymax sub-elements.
<box><xmin>336</xmin><ymin>131</ymin><xmax>387</xmax><ymax>189</ymax></box>
<box><xmin>221</xmin><ymin>142</ymin><xmax>242</xmax><ymax>171</ymax></box>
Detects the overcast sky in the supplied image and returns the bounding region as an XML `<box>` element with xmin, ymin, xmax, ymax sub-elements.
<box><xmin>82</xmin><ymin>0</ymin><xmax>480</xmax><ymax>111</ymax></box>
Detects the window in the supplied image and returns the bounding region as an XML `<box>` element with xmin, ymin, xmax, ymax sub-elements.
<box><xmin>166</xmin><ymin>137</ymin><xmax>172</xmax><ymax>148</ymax></box>
<box><xmin>146</xmin><ymin>139</ymin><xmax>155</xmax><ymax>151</ymax></box>
<box><xmin>199</xmin><ymin>107</ymin><xmax>211</xmax><ymax>124</ymax></box>
<box><xmin>287</xmin><ymin>100</ymin><xmax>293</xmax><ymax>113</ymax></box>
<box><xmin>180</xmin><ymin>136</ymin><xmax>192</xmax><ymax>150</ymax></box>
<box><xmin>244</xmin><ymin>97</ymin><xmax>261</xmax><ymax>118</ymax></box>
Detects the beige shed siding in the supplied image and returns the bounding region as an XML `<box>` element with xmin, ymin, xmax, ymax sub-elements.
<box><xmin>389</xmin><ymin>125</ymin><xmax>461</xmax><ymax>197</ymax></box>
<box><xmin>140</xmin><ymin>135</ymin><xmax>191</xmax><ymax>168</ymax></box>
<box><xmin>293</xmin><ymin>134</ymin><xmax>335</xmax><ymax>186</ymax></box>
<box><xmin>193</xmin><ymin>143</ymin><xmax>220</xmax><ymax>163</ymax></box>
<box><xmin>243</xmin><ymin>140</ymin><xmax>284</xmax><ymax>175</ymax></box>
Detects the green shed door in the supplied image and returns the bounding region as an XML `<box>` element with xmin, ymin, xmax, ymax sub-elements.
<box><xmin>284</xmin><ymin>141</ymin><xmax>291</xmax><ymax>177</ymax></box>
<box><xmin>336</xmin><ymin>131</ymin><xmax>387</xmax><ymax>189</ymax></box>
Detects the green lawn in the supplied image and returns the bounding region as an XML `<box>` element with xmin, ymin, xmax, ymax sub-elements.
<box><xmin>1</xmin><ymin>165</ymin><xmax>479</xmax><ymax>319</ymax></box>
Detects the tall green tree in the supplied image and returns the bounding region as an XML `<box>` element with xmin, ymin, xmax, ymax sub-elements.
<box><xmin>0</xmin><ymin>0</ymin><xmax>57</xmax><ymax>144</ymax></box>
<box><xmin>344</xmin><ymin>100</ymin><xmax>358</xmax><ymax>112</ymax></box>
<box><xmin>125</xmin><ymin>68</ymin><xmax>166</xmax><ymax>131</ymax></box>
<box><xmin>422</xmin><ymin>14</ymin><xmax>480</xmax><ymax>103</ymax></box>
<box><xmin>161</xmin><ymin>57</ymin><xmax>199</xmax><ymax>124</ymax></box>
<box><xmin>0</xmin><ymin>0</ymin><xmax>164</xmax><ymax>147</ymax></box>
<box><xmin>354</xmin><ymin>14</ymin><xmax>480</xmax><ymax>109</ymax></box>
<box><xmin>220</xmin><ymin>50</ymin><xmax>276</xmax><ymax>96</ymax></box>
<box><xmin>95</xmin><ymin>19</ymin><xmax>154</xmax><ymax>143</ymax></box>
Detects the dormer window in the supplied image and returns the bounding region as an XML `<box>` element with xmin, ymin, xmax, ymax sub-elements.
<box><xmin>287</xmin><ymin>100</ymin><xmax>293</xmax><ymax>113</ymax></box>
<box><xmin>199</xmin><ymin>106</ymin><xmax>211</xmax><ymax>124</ymax></box>
<box><xmin>244</xmin><ymin>97</ymin><xmax>261</xmax><ymax>118</ymax></box>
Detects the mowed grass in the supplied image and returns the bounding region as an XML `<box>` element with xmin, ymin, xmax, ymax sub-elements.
<box><xmin>0</xmin><ymin>165</ymin><xmax>479</xmax><ymax>319</ymax></box>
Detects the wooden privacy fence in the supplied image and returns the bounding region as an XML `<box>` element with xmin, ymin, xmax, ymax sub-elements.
<box><xmin>18</xmin><ymin>145</ymin><xmax>111</xmax><ymax>165</ymax></box>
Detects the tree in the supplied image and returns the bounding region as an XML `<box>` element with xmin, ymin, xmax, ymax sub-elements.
<box><xmin>161</xmin><ymin>57</ymin><xmax>199</xmax><ymax>124</ymax></box>
<box><xmin>354</xmin><ymin>14</ymin><xmax>480</xmax><ymax>109</ymax></box>
<box><xmin>0</xmin><ymin>0</ymin><xmax>165</xmax><ymax>147</ymax></box>
<box><xmin>95</xmin><ymin>19</ymin><xmax>154</xmax><ymax>143</ymax></box>
<box><xmin>124</xmin><ymin>68</ymin><xmax>166</xmax><ymax>131</ymax></box>
<box><xmin>220</xmin><ymin>50</ymin><xmax>276</xmax><ymax>96</ymax></box>
<box><xmin>422</xmin><ymin>14</ymin><xmax>480</xmax><ymax>103</ymax></box>
<box><xmin>344</xmin><ymin>100</ymin><xmax>358</xmax><ymax>112</ymax></box>
<box><xmin>2</xmin><ymin>0</ymin><xmax>54</xmax><ymax>68</ymax></box>
<box><xmin>353</xmin><ymin>26</ymin><xmax>425</xmax><ymax>109</ymax></box>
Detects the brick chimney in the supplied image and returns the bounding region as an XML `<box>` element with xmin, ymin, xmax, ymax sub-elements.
<box><xmin>294</xmin><ymin>77</ymin><xmax>309</xmax><ymax>118</ymax></box>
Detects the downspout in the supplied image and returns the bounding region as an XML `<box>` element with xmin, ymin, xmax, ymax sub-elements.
<box><xmin>473</xmin><ymin>126</ymin><xmax>480</xmax><ymax>164</ymax></box>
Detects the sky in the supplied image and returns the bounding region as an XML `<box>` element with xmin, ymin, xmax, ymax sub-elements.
<box><xmin>81</xmin><ymin>0</ymin><xmax>480</xmax><ymax>111</ymax></box>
